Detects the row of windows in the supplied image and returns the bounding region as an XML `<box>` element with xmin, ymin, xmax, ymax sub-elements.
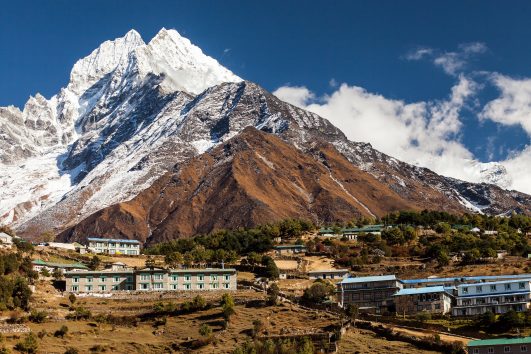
<box><xmin>72</xmin><ymin>276</ymin><xmax>134</xmax><ymax>283</ymax></box>
<box><xmin>91</xmin><ymin>242</ymin><xmax>139</xmax><ymax>248</ymax></box>
<box><xmin>459</xmin><ymin>295</ymin><xmax>528</xmax><ymax>306</ymax></box>
<box><xmin>71</xmin><ymin>284</ymin><xmax>134</xmax><ymax>292</ymax></box>
<box><xmin>462</xmin><ymin>282</ymin><xmax>526</xmax><ymax>294</ymax></box>
<box><xmin>138</xmin><ymin>274</ymin><xmax>231</xmax><ymax>281</ymax></box>
<box><xmin>472</xmin><ymin>345</ymin><xmax>527</xmax><ymax>353</ymax></box>
<box><xmin>140</xmin><ymin>283</ymin><xmax>231</xmax><ymax>290</ymax></box>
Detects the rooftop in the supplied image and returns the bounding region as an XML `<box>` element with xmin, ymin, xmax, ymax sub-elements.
<box><xmin>308</xmin><ymin>269</ymin><xmax>349</xmax><ymax>274</ymax></box>
<box><xmin>273</xmin><ymin>245</ymin><xmax>307</xmax><ymax>249</ymax></box>
<box><xmin>32</xmin><ymin>259</ymin><xmax>88</xmax><ymax>269</ymax></box>
<box><xmin>340</xmin><ymin>274</ymin><xmax>396</xmax><ymax>284</ymax></box>
<box><xmin>402</xmin><ymin>274</ymin><xmax>531</xmax><ymax>285</ymax></box>
<box><xmin>468</xmin><ymin>337</ymin><xmax>531</xmax><ymax>347</ymax></box>
<box><xmin>87</xmin><ymin>238</ymin><xmax>141</xmax><ymax>244</ymax></box>
<box><xmin>457</xmin><ymin>278</ymin><xmax>531</xmax><ymax>288</ymax></box>
<box><xmin>394</xmin><ymin>286</ymin><xmax>453</xmax><ymax>296</ymax></box>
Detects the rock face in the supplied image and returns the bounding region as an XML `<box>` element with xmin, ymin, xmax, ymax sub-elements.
<box><xmin>57</xmin><ymin>128</ymin><xmax>431</xmax><ymax>244</ymax></box>
<box><xmin>1</xmin><ymin>28</ymin><xmax>530</xmax><ymax>241</ymax></box>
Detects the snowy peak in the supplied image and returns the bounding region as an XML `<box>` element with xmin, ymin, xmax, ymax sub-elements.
<box><xmin>68</xmin><ymin>30</ymin><xmax>145</xmax><ymax>95</ymax></box>
<box><xmin>134</xmin><ymin>28</ymin><xmax>241</xmax><ymax>94</ymax></box>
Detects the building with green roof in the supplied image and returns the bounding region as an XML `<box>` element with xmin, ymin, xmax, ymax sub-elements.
<box><xmin>468</xmin><ymin>337</ymin><xmax>531</xmax><ymax>354</ymax></box>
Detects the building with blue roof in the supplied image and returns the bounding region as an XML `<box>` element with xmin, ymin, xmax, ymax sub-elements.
<box><xmin>337</xmin><ymin>275</ymin><xmax>402</xmax><ymax>314</ymax></box>
<box><xmin>87</xmin><ymin>237</ymin><xmax>141</xmax><ymax>255</ymax></box>
<box><xmin>452</xmin><ymin>278</ymin><xmax>531</xmax><ymax>316</ymax></box>
<box><xmin>394</xmin><ymin>285</ymin><xmax>455</xmax><ymax>315</ymax></box>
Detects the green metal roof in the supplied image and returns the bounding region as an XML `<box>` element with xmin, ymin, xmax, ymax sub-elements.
<box><xmin>468</xmin><ymin>337</ymin><xmax>531</xmax><ymax>347</ymax></box>
<box><xmin>319</xmin><ymin>224</ymin><xmax>385</xmax><ymax>234</ymax></box>
<box><xmin>32</xmin><ymin>259</ymin><xmax>88</xmax><ymax>269</ymax></box>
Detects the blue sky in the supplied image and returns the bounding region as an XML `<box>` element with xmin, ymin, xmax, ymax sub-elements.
<box><xmin>1</xmin><ymin>1</ymin><xmax>531</xmax><ymax>190</ymax></box>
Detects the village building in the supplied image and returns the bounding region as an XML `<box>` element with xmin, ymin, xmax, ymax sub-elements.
<box><xmin>32</xmin><ymin>259</ymin><xmax>88</xmax><ymax>274</ymax></box>
<box><xmin>402</xmin><ymin>274</ymin><xmax>531</xmax><ymax>289</ymax></box>
<box><xmin>452</xmin><ymin>279</ymin><xmax>531</xmax><ymax>316</ymax></box>
<box><xmin>0</xmin><ymin>232</ymin><xmax>13</xmax><ymax>249</ymax></box>
<box><xmin>87</xmin><ymin>238</ymin><xmax>141</xmax><ymax>255</ymax></box>
<box><xmin>64</xmin><ymin>267</ymin><xmax>237</xmax><ymax>293</ymax></box>
<box><xmin>47</xmin><ymin>242</ymin><xmax>84</xmax><ymax>252</ymax></box>
<box><xmin>394</xmin><ymin>286</ymin><xmax>454</xmax><ymax>315</ymax></box>
<box><xmin>318</xmin><ymin>225</ymin><xmax>386</xmax><ymax>240</ymax></box>
<box><xmin>337</xmin><ymin>275</ymin><xmax>402</xmax><ymax>314</ymax></box>
<box><xmin>273</xmin><ymin>244</ymin><xmax>307</xmax><ymax>256</ymax></box>
<box><xmin>467</xmin><ymin>337</ymin><xmax>531</xmax><ymax>354</ymax></box>
<box><xmin>308</xmin><ymin>269</ymin><xmax>349</xmax><ymax>280</ymax></box>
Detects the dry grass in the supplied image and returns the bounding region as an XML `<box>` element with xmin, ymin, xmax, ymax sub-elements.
<box><xmin>339</xmin><ymin>328</ymin><xmax>440</xmax><ymax>354</ymax></box>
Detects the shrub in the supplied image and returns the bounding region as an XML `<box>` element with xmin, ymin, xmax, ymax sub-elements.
<box><xmin>14</xmin><ymin>333</ymin><xmax>38</xmax><ymax>353</ymax></box>
<box><xmin>54</xmin><ymin>325</ymin><xmax>69</xmax><ymax>338</ymax></box>
<box><xmin>68</xmin><ymin>293</ymin><xmax>77</xmax><ymax>305</ymax></box>
<box><xmin>28</xmin><ymin>310</ymin><xmax>47</xmax><ymax>324</ymax></box>
<box><xmin>199</xmin><ymin>323</ymin><xmax>212</xmax><ymax>337</ymax></box>
<box><xmin>415</xmin><ymin>311</ymin><xmax>432</xmax><ymax>322</ymax></box>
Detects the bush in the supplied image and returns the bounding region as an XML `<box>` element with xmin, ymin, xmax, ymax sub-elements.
<box><xmin>54</xmin><ymin>325</ymin><xmax>69</xmax><ymax>338</ymax></box>
<box><xmin>64</xmin><ymin>348</ymin><xmax>79</xmax><ymax>354</ymax></box>
<box><xmin>415</xmin><ymin>311</ymin><xmax>432</xmax><ymax>322</ymax></box>
<box><xmin>199</xmin><ymin>323</ymin><xmax>212</xmax><ymax>337</ymax></box>
<box><xmin>14</xmin><ymin>333</ymin><xmax>38</xmax><ymax>353</ymax></box>
<box><xmin>28</xmin><ymin>310</ymin><xmax>47</xmax><ymax>323</ymax></box>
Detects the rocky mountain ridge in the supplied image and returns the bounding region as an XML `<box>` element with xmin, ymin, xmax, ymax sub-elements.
<box><xmin>1</xmin><ymin>28</ymin><xmax>529</xmax><ymax>241</ymax></box>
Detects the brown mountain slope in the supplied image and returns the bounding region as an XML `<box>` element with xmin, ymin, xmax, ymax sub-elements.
<box><xmin>61</xmin><ymin>127</ymin><xmax>468</xmax><ymax>245</ymax></box>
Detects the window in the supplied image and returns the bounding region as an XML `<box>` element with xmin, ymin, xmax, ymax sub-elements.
<box><xmin>490</xmin><ymin>285</ymin><xmax>497</xmax><ymax>291</ymax></box>
<box><xmin>521</xmin><ymin>345</ymin><xmax>527</xmax><ymax>352</ymax></box>
<box><xmin>73</xmin><ymin>277</ymin><xmax>79</xmax><ymax>283</ymax></box>
<box><xmin>197</xmin><ymin>274</ymin><xmax>204</xmax><ymax>281</ymax></box>
<box><xmin>435</xmin><ymin>304</ymin><xmax>441</xmax><ymax>310</ymax></box>
<box><xmin>141</xmin><ymin>283</ymin><xmax>149</xmax><ymax>290</ymax></box>
<box><xmin>113</xmin><ymin>276</ymin><xmax>120</xmax><ymax>282</ymax></box>
<box><xmin>171</xmin><ymin>275</ymin><xmax>178</xmax><ymax>281</ymax></box>
<box><xmin>473</xmin><ymin>349</ymin><xmax>479</xmax><ymax>354</ymax></box>
<box><xmin>87</xmin><ymin>277</ymin><xmax>93</xmax><ymax>283</ymax></box>
<box><xmin>185</xmin><ymin>275</ymin><xmax>191</xmax><ymax>281</ymax></box>
<box><xmin>85</xmin><ymin>285</ymin><xmax>92</xmax><ymax>291</ymax></box>
<box><xmin>72</xmin><ymin>285</ymin><xmax>78</xmax><ymax>292</ymax></box>
<box><xmin>197</xmin><ymin>283</ymin><xmax>204</xmax><ymax>290</ymax></box>
<box><xmin>100</xmin><ymin>276</ymin><xmax>106</xmax><ymax>282</ymax></box>
<box><xmin>126</xmin><ymin>276</ymin><xmax>133</xmax><ymax>283</ymax></box>
<box><xmin>210</xmin><ymin>274</ymin><xmax>218</xmax><ymax>281</ymax></box>
<box><xmin>519</xmin><ymin>282</ymin><xmax>526</xmax><ymax>289</ymax></box>
<box><xmin>171</xmin><ymin>284</ymin><xmax>178</xmax><ymax>290</ymax></box>
<box><xmin>211</xmin><ymin>283</ymin><xmax>219</xmax><ymax>289</ymax></box>
<box><xmin>224</xmin><ymin>275</ymin><xmax>231</xmax><ymax>281</ymax></box>
<box><xmin>463</xmin><ymin>287</ymin><xmax>468</xmax><ymax>294</ymax></box>
<box><xmin>126</xmin><ymin>285</ymin><xmax>133</xmax><ymax>290</ymax></box>
<box><xmin>476</xmin><ymin>286</ymin><xmax>483</xmax><ymax>293</ymax></box>
<box><xmin>488</xmin><ymin>348</ymin><xmax>494</xmax><ymax>354</ymax></box>
<box><xmin>140</xmin><ymin>274</ymin><xmax>150</xmax><ymax>281</ymax></box>
<box><xmin>184</xmin><ymin>283</ymin><xmax>191</xmax><ymax>290</ymax></box>
<box><xmin>506</xmin><ymin>284</ymin><xmax>512</xmax><ymax>290</ymax></box>
<box><xmin>112</xmin><ymin>285</ymin><xmax>119</xmax><ymax>290</ymax></box>
<box><xmin>153</xmin><ymin>283</ymin><xmax>164</xmax><ymax>290</ymax></box>
<box><xmin>504</xmin><ymin>346</ymin><xmax>511</xmax><ymax>352</ymax></box>
<box><xmin>99</xmin><ymin>285</ymin><xmax>106</xmax><ymax>291</ymax></box>
<box><xmin>154</xmin><ymin>274</ymin><xmax>164</xmax><ymax>280</ymax></box>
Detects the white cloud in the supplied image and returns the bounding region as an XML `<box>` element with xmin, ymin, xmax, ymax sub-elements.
<box><xmin>406</xmin><ymin>42</ymin><xmax>487</xmax><ymax>76</ymax></box>
<box><xmin>272</xmin><ymin>85</ymin><xmax>315</xmax><ymax>108</ymax></box>
<box><xmin>405</xmin><ymin>48</ymin><xmax>433</xmax><ymax>61</ymax></box>
<box><xmin>273</xmin><ymin>76</ymin><xmax>531</xmax><ymax>194</ymax></box>
<box><xmin>481</xmin><ymin>74</ymin><xmax>531</xmax><ymax>136</ymax></box>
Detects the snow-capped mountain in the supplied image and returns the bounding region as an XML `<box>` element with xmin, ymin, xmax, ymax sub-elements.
<box><xmin>1</xmin><ymin>28</ymin><xmax>529</xmax><ymax>238</ymax></box>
